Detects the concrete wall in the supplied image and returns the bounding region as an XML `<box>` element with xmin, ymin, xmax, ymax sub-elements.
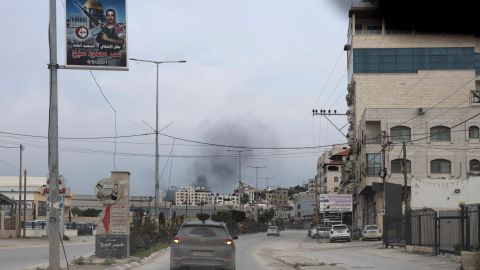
<box><xmin>411</xmin><ymin>177</ymin><xmax>480</xmax><ymax>210</ymax></box>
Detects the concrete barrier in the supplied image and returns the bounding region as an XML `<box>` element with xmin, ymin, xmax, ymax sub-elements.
<box><xmin>405</xmin><ymin>245</ymin><xmax>434</xmax><ymax>255</ymax></box>
<box><xmin>461</xmin><ymin>251</ymin><xmax>480</xmax><ymax>270</ymax></box>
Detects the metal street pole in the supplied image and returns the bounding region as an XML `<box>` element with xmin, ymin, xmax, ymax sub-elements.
<box><xmin>48</xmin><ymin>0</ymin><xmax>60</xmax><ymax>268</ymax></box>
<box><xmin>23</xmin><ymin>170</ymin><xmax>27</xmax><ymax>238</ymax></box>
<box><xmin>226</xmin><ymin>150</ymin><xmax>252</xmax><ymax>210</ymax></box>
<box><xmin>17</xmin><ymin>144</ymin><xmax>23</xmax><ymax>238</ymax></box>
<box><xmin>129</xmin><ymin>58</ymin><xmax>186</xmax><ymax>225</ymax></box>
<box><xmin>247</xmin><ymin>165</ymin><xmax>266</xmax><ymax>201</ymax></box>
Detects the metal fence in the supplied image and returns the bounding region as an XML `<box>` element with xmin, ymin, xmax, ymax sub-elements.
<box><xmin>385</xmin><ymin>204</ymin><xmax>480</xmax><ymax>254</ymax></box>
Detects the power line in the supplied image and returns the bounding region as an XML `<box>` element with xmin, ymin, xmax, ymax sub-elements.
<box><xmin>313</xmin><ymin>50</ymin><xmax>345</xmax><ymax>107</ymax></box>
<box><xmin>0</xmin><ymin>130</ymin><xmax>155</xmax><ymax>140</ymax></box>
<box><xmin>397</xmin><ymin>74</ymin><xmax>479</xmax><ymax>126</ymax></box>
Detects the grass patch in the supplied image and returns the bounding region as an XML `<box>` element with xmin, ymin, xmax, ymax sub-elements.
<box><xmin>101</xmin><ymin>257</ymin><xmax>116</xmax><ymax>266</ymax></box>
<box><xmin>131</xmin><ymin>241</ymin><xmax>168</xmax><ymax>258</ymax></box>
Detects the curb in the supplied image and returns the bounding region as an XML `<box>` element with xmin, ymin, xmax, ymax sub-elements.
<box><xmin>104</xmin><ymin>247</ymin><xmax>169</xmax><ymax>270</ymax></box>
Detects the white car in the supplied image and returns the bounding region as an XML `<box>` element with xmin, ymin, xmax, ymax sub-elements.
<box><xmin>362</xmin><ymin>225</ymin><xmax>382</xmax><ymax>240</ymax></box>
<box><xmin>267</xmin><ymin>226</ymin><xmax>280</xmax><ymax>236</ymax></box>
<box><xmin>329</xmin><ymin>224</ymin><xmax>351</xmax><ymax>242</ymax></box>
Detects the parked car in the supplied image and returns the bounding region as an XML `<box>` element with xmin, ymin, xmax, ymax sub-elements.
<box><xmin>24</xmin><ymin>220</ymin><xmax>46</xmax><ymax>229</ymax></box>
<box><xmin>362</xmin><ymin>225</ymin><xmax>382</xmax><ymax>240</ymax></box>
<box><xmin>170</xmin><ymin>221</ymin><xmax>237</xmax><ymax>270</ymax></box>
<box><xmin>76</xmin><ymin>223</ymin><xmax>93</xmax><ymax>236</ymax></box>
<box><xmin>348</xmin><ymin>226</ymin><xmax>363</xmax><ymax>240</ymax></box>
<box><xmin>311</xmin><ymin>227</ymin><xmax>330</xmax><ymax>239</ymax></box>
<box><xmin>267</xmin><ymin>226</ymin><xmax>280</xmax><ymax>236</ymax></box>
<box><xmin>329</xmin><ymin>224</ymin><xmax>351</xmax><ymax>242</ymax></box>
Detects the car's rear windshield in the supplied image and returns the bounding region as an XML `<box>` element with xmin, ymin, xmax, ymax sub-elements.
<box><xmin>332</xmin><ymin>225</ymin><xmax>347</xmax><ymax>230</ymax></box>
<box><xmin>366</xmin><ymin>225</ymin><xmax>379</xmax><ymax>230</ymax></box>
<box><xmin>268</xmin><ymin>226</ymin><xmax>278</xmax><ymax>230</ymax></box>
<box><xmin>178</xmin><ymin>225</ymin><xmax>229</xmax><ymax>238</ymax></box>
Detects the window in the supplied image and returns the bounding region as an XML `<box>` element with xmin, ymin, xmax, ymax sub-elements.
<box><xmin>472</xmin><ymin>90</ymin><xmax>480</xmax><ymax>104</ymax></box>
<box><xmin>470</xmin><ymin>159</ymin><xmax>480</xmax><ymax>173</ymax></box>
<box><xmin>391</xmin><ymin>159</ymin><xmax>411</xmax><ymax>174</ymax></box>
<box><xmin>367</xmin><ymin>25</ymin><xmax>382</xmax><ymax>34</ymax></box>
<box><xmin>328</xmin><ymin>166</ymin><xmax>339</xmax><ymax>171</ymax></box>
<box><xmin>431</xmin><ymin>159</ymin><xmax>451</xmax><ymax>174</ymax></box>
<box><xmin>355</xmin><ymin>24</ymin><xmax>363</xmax><ymax>34</ymax></box>
<box><xmin>469</xmin><ymin>126</ymin><xmax>479</xmax><ymax>139</ymax></box>
<box><xmin>391</xmin><ymin>126</ymin><xmax>411</xmax><ymax>142</ymax></box>
<box><xmin>334</xmin><ymin>176</ymin><xmax>339</xmax><ymax>182</ymax></box>
<box><xmin>430</xmin><ymin>126</ymin><xmax>451</xmax><ymax>142</ymax></box>
<box><xmin>366</xmin><ymin>153</ymin><xmax>382</xmax><ymax>176</ymax></box>
<box><xmin>334</xmin><ymin>187</ymin><xmax>339</xmax><ymax>192</ymax></box>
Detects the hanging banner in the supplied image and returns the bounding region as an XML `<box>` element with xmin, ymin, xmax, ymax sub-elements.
<box><xmin>66</xmin><ymin>0</ymin><xmax>128</xmax><ymax>70</ymax></box>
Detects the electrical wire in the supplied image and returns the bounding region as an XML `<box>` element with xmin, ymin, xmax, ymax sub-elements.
<box><xmin>397</xmin><ymin>74</ymin><xmax>479</xmax><ymax>127</ymax></box>
<box><xmin>313</xmin><ymin>50</ymin><xmax>345</xmax><ymax>107</ymax></box>
<box><xmin>0</xmin><ymin>130</ymin><xmax>155</xmax><ymax>140</ymax></box>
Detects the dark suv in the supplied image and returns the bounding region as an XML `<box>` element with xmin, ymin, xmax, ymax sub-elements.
<box><xmin>170</xmin><ymin>221</ymin><xmax>237</xmax><ymax>270</ymax></box>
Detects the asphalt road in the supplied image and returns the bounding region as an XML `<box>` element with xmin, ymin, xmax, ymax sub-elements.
<box><xmin>135</xmin><ymin>231</ymin><xmax>295</xmax><ymax>270</ymax></box>
<box><xmin>0</xmin><ymin>237</ymin><xmax>95</xmax><ymax>270</ymax></box>
<box><xmin>137</xmin><ymin>230</ymin><xmax>460</xmax><ymax>270</ymax></box>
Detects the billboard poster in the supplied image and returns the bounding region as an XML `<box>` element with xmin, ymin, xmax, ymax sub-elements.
<box><xmin>320</xmin><ymin>194</ymin><xmax>352</xmax><ymax>212</ymax></box>
<box><xmin>66</xmin><ymin>0</ymin><xmax>128</xmax><ymax>70</ymax></box>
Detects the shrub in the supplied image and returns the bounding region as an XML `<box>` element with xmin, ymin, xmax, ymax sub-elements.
<box><xmin>101</xmin><ymin>258</ymin><xmax>116</xmax><ymax>266</ymax></box>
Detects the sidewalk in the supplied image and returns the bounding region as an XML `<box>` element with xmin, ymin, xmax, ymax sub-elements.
<box><xmin>0</xmin><ymin>235</ymin><xmax>94</xmax><ymax>249</ymax></box>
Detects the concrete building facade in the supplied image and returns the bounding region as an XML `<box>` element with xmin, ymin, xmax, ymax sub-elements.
<box><xmin>345</xmin><ymin>2</ymin><xmax>480</xmax><ymax>227</ymax></box>
<box><xmin>175</xmin><ymin>187</ymin><xmax>213</xmax><ymax>206</ymax></box>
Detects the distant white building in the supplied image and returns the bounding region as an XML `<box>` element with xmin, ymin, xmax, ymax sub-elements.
<box><xmin>175</xmin><ymin>187</ymin><xmax>213</xmax><ymax>206</ymax></box>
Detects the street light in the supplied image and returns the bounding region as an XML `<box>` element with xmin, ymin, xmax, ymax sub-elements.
<box><xmin>129</xmin><ymin>58</ymin><xmax>186</xmax><ymax>225</ymax></box>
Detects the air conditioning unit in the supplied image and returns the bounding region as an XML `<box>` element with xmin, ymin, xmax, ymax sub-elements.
<box><xmin>417</xmin><ymin>108</ymin><xmax>425</xmax><ymax>115</ymax></box>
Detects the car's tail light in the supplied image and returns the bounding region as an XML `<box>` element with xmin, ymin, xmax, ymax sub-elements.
<box><xmin>172</xmin><ymin>236</ymin><xmax>188</xmax><ymax>244</ymax></box>
<box><xmin>347</xmin><ymin>229</ymin><xmax>350</xmax><ymax>233</ymax></box>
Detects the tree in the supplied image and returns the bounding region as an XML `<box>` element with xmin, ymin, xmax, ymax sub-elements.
<box><xmin>212</xmin><ymin>210</ymin><xmax>232</xmax><ymax>223</ymax></box>
<box><xmin>71</xmin><ymin>206</ymin><xmax>82</xmax><ymax>216</ymax></box>
<box><xmin>230</xmin><ymin>210</ymin><xmax>246</xmax><ymax>223</ymax></box>
<box><xmin>196</xmin><ymin>213</ymin><xmax>210</xmax><ymax>222</ymax></box>
<box><xmin>159</xmin><ymin>212</ymin><xmax>166</xmax><ymax>227</ymax></box>
<box><xmin>81</xmin><ymin>208</ymin><xmax>102</xmax><ymax>217</ymax></box>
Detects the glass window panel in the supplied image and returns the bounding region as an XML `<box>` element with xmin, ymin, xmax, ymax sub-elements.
<box><xmin>397</xmin><ymin>63</ymin><xmax>414</xmax><ymax>72</ymax></box>
<box><xmin>470</xmin><ymin>159</ymin><xmax>480</xmax><ymax>172</ymax></box>
<box><xmin>366</xmin><ymin>55</ymin><xmax>380</xmax><ymax>64</ymax></box>
<box><xmin>431</xmin><ymin>159</ymin><xmax>451</xmax><ymax>174</ymax></box>
<box><xmin>430</xmin><ymin>126</ymin><xmax>451</xmax><ymax>141</ymax></box>
<box><xmin>397</xmin><ymin>55</ymin><xmax>414</xmax><ymax>63</ymax></box>
<box><xmin>391</xmin><ymin>159</ymin><xmax>411</xmax><ymax>174</ymax></box>
<box><xmin>353</xmin><ymin>55</ymin><xmax>363</xmax><ymax>64</ymax></box>
<box><xmin>448</xmin><ymin>62</ymin><xmax>466</xmax><ymax>69</ymax></box>
<box><xmin>380</xmin><ymin>48</ymin><xmax>397</xmax><ymax>56</ymax></box>
<box><xmin>447</xmin><ymin>48</ymin><xmax>464</xmax><ymax>55</ymax></box>
<box><xmin>391</xmin><ymin>126</ymin><xmax>411</xmax><ymax>141</ymax></box>
<box><xmin>448</xmin><ymin>55</ymin><xmax>465</xmax><ymax>62</ymax></box>
<box><xmin>430</xmin><ymin>62</ymin><xmax>448</xmax><ymax>69</ymax></box>
<box><xmin>429</xmin><ymin>48</ymin><xmax>447</xmax><ymax>55</ymax></box>
<box><xmin>367</xmin><ymin>153</ymin><xmax>382</xmax><ymax>176</ymax></box>
<box><xmin>414</xmin><ymin>48</ymin><xmax>427</xmax><ymax>55</ymax></box>
<box><xmin>469</xmin><ymin>126</ymin><xmax>479</xmax><ymax>139</ymax></box>
<box><xmin>366</xmin><ymin>49</ymin><xmax>380</xmax><ymax>56</ymax></box>
<box><xmin>430</xmin><ymin>55</ymin><xmax>447</xmax><ymax>63</ymax></box>
<box><xmin>380</xmin><ymin>56</ymin><xmax>396</xmax><ymax>63</ymax></box>
<box><xmin>397</xmin><ymin>48</ymin><xmax>413</xmax><ymax>55</ymax></box>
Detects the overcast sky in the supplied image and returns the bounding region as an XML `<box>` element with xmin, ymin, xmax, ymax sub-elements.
<box><xmin>0</xmin><ymin>0</ymin><xmax>349</xmax><ymax>196</ymax></box>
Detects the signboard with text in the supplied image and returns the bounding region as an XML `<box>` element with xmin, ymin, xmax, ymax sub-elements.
<box><xmin>66</xmin><ymin>0</ymin><xmax>128</xmax><ymax>70</ymax></box>
<box><xmin>320</xmin><ymin>194</ymin><xmax>352</xmax><ymax>212</ymax></box>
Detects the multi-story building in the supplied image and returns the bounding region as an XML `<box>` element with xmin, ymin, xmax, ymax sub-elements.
<box><xmin>0</xmin><ymin>176</ymin><xmax>72</xmax><ymax>220</ymax></box>
<box><xmin>266</xmin><ymin>188</ymin><xmax>289</xmax><ymax>207</ymax></box>
<box><xmin>316</xmin><ymin>145</ymin><xmax>349</xmax><ymax>194</ymax></box>
<box><xmin>345</xmin><ymin>2</ymin><xmax>480</xmax><ymax>227</ymax></box>
<box><xmin>293</xmin><ymin>192</ymin><xmax>316</xmax><ymax>220</ymax></box>
<box><xmin>175</xmin><ymin>187</ymin><xmax>213</xmax><ymax>206</ymax></box>
<box><xmin>214</xmin><ymin>194</ymin><xmax>239</xmax><ymax>207</ymax></box>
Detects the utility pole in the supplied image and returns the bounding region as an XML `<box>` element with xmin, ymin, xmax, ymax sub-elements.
<box><xmin>17</xmin><ymin>144</ymin><xmax>23</xmax><ymax>238</ymax></box>
<box><xmin>247</xmin><ymin>165</ymin><xmax>266</xmax><ymax>201</ymax></box>
<box><xmin>402</xmin><ymin>142</ymin><xmax>409</xmax><ymax>211</ymax></box>
<box><xmin>380</xmin><ymin>130</ymin><xmax>390</xmax><ymax>248</ymax></box>
<box><xmin>227</xmin><ymin>150</ymin><xmax>252</xmax><ymax>211</ymax></box>
<box><xmin>48</xmin><ymin>0</ymin><xmax>61</xmax><ymax>267</ymax></box>
<box><xmin>312</xmin><ymin>109</ymin><xmax>348</xmax><ymax>138</ymax></box>
<box><xmin>129</xmin><ymin>58</ymin><xmax>186</xmax><ymax>226</ymax></box>
<box><xmin>23</xmin><ymin>170</ymin><xmax>27</xmax><ymax>238</ymax></box>
<box><xmin>314</xmin><ymin>176</ymin><xmax>320</xmax><ymax>236</ymax></box>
